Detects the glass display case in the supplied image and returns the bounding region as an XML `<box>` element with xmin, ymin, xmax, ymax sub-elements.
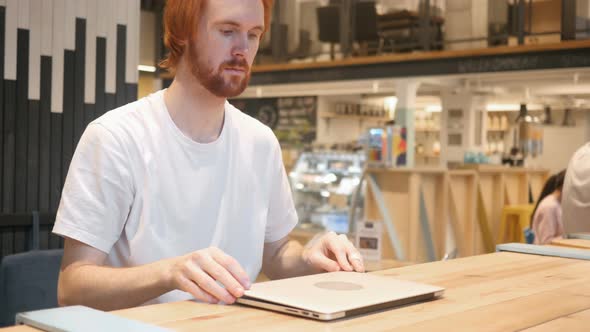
<box><xmin>288</xmin><ymin>151</ymin><xmax>365</xmax><ymax>234</ymax></box>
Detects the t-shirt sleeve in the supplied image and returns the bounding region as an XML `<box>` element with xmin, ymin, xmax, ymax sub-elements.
<box><xmin>52</xmin><ymin>123</ymin><xmax>134</xmax><ymax>253</ymax></box>
<box><xmin>264</xmin><ymin>137</ymin><xmax>298</xmax><ymax>243</ymax></box>
<box><xmin>562</xmin><ymin>143</ymin><xmax>590</xmax><ymax>234</ymax></box>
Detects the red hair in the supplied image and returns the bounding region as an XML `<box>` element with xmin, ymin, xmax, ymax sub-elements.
<box><xmin>159</xmin><ymin>0</ymin><xmax>274</xmax><ymax>75</ymax></box>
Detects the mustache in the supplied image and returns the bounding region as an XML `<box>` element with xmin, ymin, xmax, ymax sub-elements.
<box><xmin>221</xmin><ymin>58</ymin><xmax>249</xmax><ymax>71</ymax></box>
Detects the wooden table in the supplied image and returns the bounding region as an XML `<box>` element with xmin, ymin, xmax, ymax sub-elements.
<box><xmin>550</xmin><ymin>238</ymin><xmax>590</xmax><ymax>250</ymax></box>
<box><xmin>4</xmin><ymin>252</ymin><xmax>590</xmax><ymax>331</ymax></box>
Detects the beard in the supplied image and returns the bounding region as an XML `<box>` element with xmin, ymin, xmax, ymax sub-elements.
<box><xmin>188</xmin><ymin>44</ymin><xmax>251</xmax><ymax>98</ymax></box>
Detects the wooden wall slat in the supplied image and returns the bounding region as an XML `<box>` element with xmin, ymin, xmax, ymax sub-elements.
<box><xmin>84</xmin><ymin>0</ymin><xmax>96</xmax><ymax>105</ymax></box>
<box><xmin>105</xmin><ymin>93</ymin><xmax>115</xmax><ymax>115</ymax></box>
<box><xmin>4</xmin><ymin>0</ymin><xmax>16</xmax><ymax>80</ymax></box>
<box><xmin>50</xmin><ymin>112</ymin><xmax>62</xmax><ymax>211</ymax></box>
<box><xmin>126</xmin><ymin>83</ymin><xmax>137</xmax><ymax>104</ymax></box>
<box><xmin>39</xmin><ymin>56</ymin><xmax>51</xmax><ymax>212</ymax></box>
<box><xmin>51</xmin><ymin>0</ymin><xmax>64</xmax><ymax>113</ymax></box>
<box><xmin>2</xmin><ymin>81</ymin><xmax>15</xmax><ymax>213</ymax></box>
<box><xmin>126</xmin><ymin>0</ymin><xmax>138</xmax><ymax>85</ymax></box>
<box><xmin>74</xmin><ymin>18</ymin><xmax>86</xmax><ymax>148</ymax></box>
<box><xmin>2</xmin><ymin>227</ymin><xmax>12</xmax><ymax>256</ymax></box>
<box><xmin>0</xmin><ymin>6</ymin><xmax>5</xmax><ymax>213</ymax></box>
<box><xmin>28</xmin><ymin>0</ymin><xmax>41</xmax><ymax>101</ymax></box>
<box><xmin>105</xmin><ymin>0</ymin><xmax>116</xmax><ymax>95</ymax></box>
<box><xmin>15</xmin><ymin>29</ymin><xmax>29</xmax><ymax>212</ymax></box>
<box><xmin>61</xmin><ymin>50</ymin><xmax>75</xmax><ymax>183</ymax></box>
<box><xmin>26</xmin><ymin>100</ymin><xmax>40</xmax><ymax>211</ymax></box>
<box><xmin>116</xmin><ymin>25</ymin><xmax>126</xmax><ymax>107</ymax></box>
<box><xmin>95</xmin><ymin>37</ymin><xmax>106</xmax><ymax>117</ymax></box>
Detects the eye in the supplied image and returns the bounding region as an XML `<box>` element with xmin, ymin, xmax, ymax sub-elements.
<box><xmin>221</xmin><ymin>29</ymin><xmax>234</xmax><ymax>36</ymax></box>
<box><xmin>248</xmin><ymin>33</ymin><xmax>260</xmax><ymax>40</ymax></box>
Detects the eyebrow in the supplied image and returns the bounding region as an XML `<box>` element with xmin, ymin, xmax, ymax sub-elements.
<box><xmin>216</xmin><ymin>20</ymin><xmax>264</xmax><ymax>32</ymax></box>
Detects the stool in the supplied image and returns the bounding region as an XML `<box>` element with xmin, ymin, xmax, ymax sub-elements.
<box><xmin>498</xmin><ymin>204</ymin><xmax>535</xmax><ymax>243</ymax></box>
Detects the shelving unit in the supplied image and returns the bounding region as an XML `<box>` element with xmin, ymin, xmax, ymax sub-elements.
<box><xmin>320</xmin><ymin>112</ymin><xmax>390</xmax><ymax>121</ymax></box>
<box><xmin>320</xmin><ymin>112</ymin><xmax>392</xmax><ymax>133</ymax></box>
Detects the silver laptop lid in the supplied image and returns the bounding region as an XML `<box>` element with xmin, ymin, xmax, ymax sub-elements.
<box><xmin>241</xmin><ymin>271</ymin><xmax>444</xmax><ymax>314</ymax></box>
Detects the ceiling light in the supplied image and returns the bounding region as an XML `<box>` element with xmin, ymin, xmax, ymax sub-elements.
<box><xmin>383</xmin><ymin>96</ymin><xmax>397</xmax><ymax>113</ymax></box>
<box><xmin>372</xmin><ymin>81</ymin><xmax>379</xmax><ymax>93</ymax></box>
<box><xmin>138</xmin><ymin>65</ymin><xmax>156</xmax><ymax>72</ymax></box>
<box><xmin>486</xmin><ymin>104</ymin><xmax>520</xmax><ymax>112</ymax></box>
<box><xmin>426</xmin><ymin>105</ymin><xmax>442</xmax><ymax>112</ymax></box>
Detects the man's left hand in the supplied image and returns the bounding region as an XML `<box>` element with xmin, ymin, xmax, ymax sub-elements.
<box><xmin>302</xmin><ymin>231</ymin><xmax>365</xmax><ymax>273</ymax></box>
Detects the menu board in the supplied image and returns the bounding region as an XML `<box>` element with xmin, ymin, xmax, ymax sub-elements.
<box><xmin>230</xmin><ymin>96</ymin><xmax>317</xmax><ymax>147</ymax></box>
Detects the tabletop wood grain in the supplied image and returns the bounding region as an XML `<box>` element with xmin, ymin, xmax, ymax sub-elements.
<box><xmin>3</xmin><ymin>252</ymin><xmax>590</xmax><ymax>331</ymax></box>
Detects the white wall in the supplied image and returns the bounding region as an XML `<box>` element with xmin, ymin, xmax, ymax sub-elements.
<box><xmin>577</xmin><ymin>0</ymin><xmax>590</xmax><ymax>18</ymax></box>
<box><xmin>139</xmin><ymin>10</ymin><xmax>156</xmax><ymax>67</ymax></box>
<box><xmin>527</xmin><ymin>111</ymin><xmax>590</xmax><ymax>174</ymax></box>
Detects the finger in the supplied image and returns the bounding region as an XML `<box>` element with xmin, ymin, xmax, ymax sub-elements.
<box><xmin>186</xmin><ymin>261</ymin><xmax>236</xmax><ymax>304</ymax></box>
<box><xmin>210</xmin><ymin>247</ymin><xmax>251</xmax><ymax>289</ymax></box>
<box><xmin>327</xmin><ymin>234</ymin><xmax>353</xmax><ymax>271</ymax></box>
<box><xmin>176</xmin><ymin>275</ymin><xmax>218</xmax><ymax>304</ymax></box>
<box><xmin>343</xmin><ymin>241</ymin><xmax>365</xmax><ymax>272</ymax></box>
<box><xmin>307</xmin><ymin>251</ymin><xmax>341</xmax><ymax>272</ymax></box>
<box><xmin>201</xmin><ymin>255</ymin><xmax>246</xmax><ymax>299</ymax></box>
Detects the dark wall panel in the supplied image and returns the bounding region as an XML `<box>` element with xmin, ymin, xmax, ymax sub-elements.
<box><xmin>1</xmin><ymin>227</ymin><xmax>12</xmax><ymax>257</ymax></box>
<box><xmin>15</xmin><ymin>29</ymin><xmax>30</xmax><ymax>212</ymax></box>
<box><xmin>0</xmin><ymin>5</ymin><xmax>139</xmax><ymax>258</ymax></box>
<box><xmin>126</xmin><ymin>83</ymin><xmax>137</xmax><ymax>104</ymax></box>
<box><xmin>0</xmin><ymin>6</ymin><xmax>5</xmax><ymax>213</ymax></box>
<box><xmin>84</xmin><ymin>104</ymin><xmax>95</xmax><ymax>126</ymax></box>
<box><xmin>26</xmin><ymin>100</ymin><xmax>40</xmax><ymax>211</ymax></box>
<box><xmin>116</xmin><ymin>25</ymin><xmax>127</xmax><ymax>108</ymax></box>
<box><xmin>2</xmin><ymin>81</ymin><xmax>15</xmax><ymax>213</ymax></box>
<box><xmin>50</xmin><ymin>113</ymin><xmax>63</xmax><ymax>212</ymax></box>
<box><xmin>13</xmin><ymin>227</ymin><xmax>25</xmax><ymax>253</ymax></box>
<box><xmin>105</xmin><ymin>93</ymin><xmax>116</xmax><ymax>114</ymax></box>
<box><xmin>74</xmin><ymin>18</ymin><xmax>86</xmax><ymax>148</ymax></box>
<box><xmin>95</xmin><ymin>37</ymin><xmax>106</xmax><ymax>118</ymax></box>
<box><xmin>62</xmin><ymin>50</ymin><xmax>75</xmax><ymax>182</ymax></box>
<box><xmin>39</xmin><ymin>56</ymin><xmax>52</xmax><ymax>212</ymax></box>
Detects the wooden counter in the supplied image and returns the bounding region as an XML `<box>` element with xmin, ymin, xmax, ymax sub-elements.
<box><xmin>550</xmin><ymin>238</ymin><xmax>590</xmax><ymax>250</ymax></box>
<box><xmin>4</xmin><ymin>252</ymin><xmax>590</xmax><ymax>331</ymax></box>
<box><xmin>365</xmin><ymin>166</ymin><xmax>549</xmax><ymax>263</ymax></box>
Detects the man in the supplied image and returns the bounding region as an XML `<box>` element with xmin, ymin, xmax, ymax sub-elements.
<box><xmin>54</xmin><ymin>0</ymin><xmax>364</xmax><ymax>311</ymax></box>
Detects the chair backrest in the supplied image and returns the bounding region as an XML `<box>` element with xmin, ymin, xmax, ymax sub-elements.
<box><xmin>0</xmin><ymin>249</ymin><xmax>64</xmax><ymax>327</ymax></box>
<box><xmin>354</xmin><ymin>1</ymin><xmax>379</xmax><ymax>42</ymax></box>
<box><xmin>317</xmin><ymin>5</ymin><xmax>340</xmax><ymax>43</ymax></box>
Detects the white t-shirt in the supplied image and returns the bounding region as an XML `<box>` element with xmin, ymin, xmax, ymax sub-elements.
<box><xmin>562</xmin><ymin>142</ymin><xmax>590</xmax><ymax>235</ymax></box>
<box><xmin>53</xmin><ymin>89</ymin><xmax>298</xmax><ymax>304</ymax></box>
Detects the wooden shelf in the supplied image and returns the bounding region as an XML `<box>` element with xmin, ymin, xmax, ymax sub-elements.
<box><xmin>487</xmin><ymin>129</ymin><xmax>509</xmax><ymax>133</ymax></box>
<box><xmin>416</xmin><ymin>153</ymin><xmax>440</xmax><ymax>158</ymax></box>
<box><xmin>320</xmin><ymin>112</ymin><xmax>391</xmax><ymax>121</ymax></box>
<box><xmin>416</xmin><ymin>128</ymin><xmax>440</xmax><ymax>132</ymax></box>
<box><xmin>252</xmin><ymin>40</ymin><xmax>590</xmax><ymax>73</ymax></box>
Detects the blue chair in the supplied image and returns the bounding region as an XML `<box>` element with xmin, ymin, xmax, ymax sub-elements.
<box><xmin>0</xmin><ymin>211</ymin><xmax>64</xmax><ymax>327</ymax></box>
<box><xmin>0</xmin><ymin>249</ymin><xmax>63</xmax><ymax>326</ymax></box>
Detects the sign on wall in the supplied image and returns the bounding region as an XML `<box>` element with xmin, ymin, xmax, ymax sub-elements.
<box><xmin>231</xmin><ymin>96</ymin><xmax>317</xmax><ymax>148</ymax></box>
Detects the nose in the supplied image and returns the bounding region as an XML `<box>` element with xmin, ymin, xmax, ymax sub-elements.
<box><xmin>232</xmin><ymin>33</ymin><xmax>249</xmax><ymax>58</ymax></box>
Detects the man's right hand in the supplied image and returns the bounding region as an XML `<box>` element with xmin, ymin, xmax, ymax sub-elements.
<box><xmin>168</xmin><ymin>247</ymin><xmax>251</xmax><ymax>304</ymax></box>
